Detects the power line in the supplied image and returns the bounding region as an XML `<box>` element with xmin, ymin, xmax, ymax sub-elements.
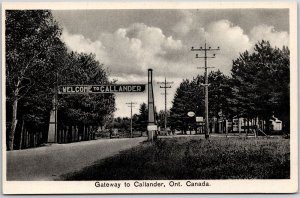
<box><xmin>157</xmin><ymin>78</ymin><xmax>173</xmax><ymax>130</ymax></box>
<box><xmin>126</xmin><ymin>102</ymin><xmax>137</xmax><ymax>138</ymax></box>
<box><xmin>191</xmin><ymin>41</ymin><xmax>220</xmax><ymax>139</ymax></box>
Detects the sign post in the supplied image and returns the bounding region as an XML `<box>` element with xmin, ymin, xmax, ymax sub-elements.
<box><xmin>147</xmin><ymin>69</ymin><xmax>157</xmax><ymax>142</ymax></box>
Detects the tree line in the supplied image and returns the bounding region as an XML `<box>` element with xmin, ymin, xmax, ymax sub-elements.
<box><xmin>110</xmin><ymin>102</ymin><xmax>170</xmax><ymax>136</ymax></box>
<box><xmin>6</xmin><ymin>10</ymin><xmax>115</xmax><ymax>150</ymax></box>
<box><xmin>109</xmin><ymin>103</ymin><xmax>148</xmax><ymax>135</ymax></box>
<box><xmin>169</xmin><ymin>41</ymin><xmax>290</xmax><ymax>134</ymax></box>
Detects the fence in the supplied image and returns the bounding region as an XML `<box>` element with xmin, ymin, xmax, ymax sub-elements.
<box><xmin>57</xmin><ymin>125</ymin><xmax>96</xmax><ymax>143</ymax></box>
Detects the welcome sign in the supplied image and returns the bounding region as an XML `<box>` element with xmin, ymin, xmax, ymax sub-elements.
<box><xmin>58</xmin><ymin>84</ymin><xmax>146</xmax><ymax>94</ymax></box>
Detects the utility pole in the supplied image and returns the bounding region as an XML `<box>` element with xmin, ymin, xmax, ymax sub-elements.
<box><xmin>126</xmin><ymin>102</ymin><xmax>137</xmax><ymax>138</ymax></box>
<box><xmin>191</xmin><ymin>41</ymin><xmax>220</xmax><ymax>139</ymax></box>
<box><xmin>157</xmin><ymin>78</ymin><xmax>173</xmax><ymax>130</ymax></box>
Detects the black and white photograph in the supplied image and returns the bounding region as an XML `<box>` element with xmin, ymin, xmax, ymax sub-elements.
<box><xmin>2</xmin><ymin>2</ymin><xmax>298</xmax><ymax>194</ymax></box>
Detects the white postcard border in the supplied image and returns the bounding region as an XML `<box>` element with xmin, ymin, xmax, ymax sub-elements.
<box><xmin>1</xmin><ymin>1</ymin><xmax>298</xmax><ymax>194</ymax></box>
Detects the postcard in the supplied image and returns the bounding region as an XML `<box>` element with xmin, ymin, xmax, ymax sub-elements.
<box><xmin>2</xmin><ymin>2</ymin><xmax>298</xmax><ymax>194</ymax></box>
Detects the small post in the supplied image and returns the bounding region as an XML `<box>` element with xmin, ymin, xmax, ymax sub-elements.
<box><xmin>157</xmin><ymin>77</ymin><xmax>173</xmax><ymax>131</ymax></box>
<box><xmin>126</xmin><ymin>102</ymin><xmax>137</xmax><ymax>138</ymax></box>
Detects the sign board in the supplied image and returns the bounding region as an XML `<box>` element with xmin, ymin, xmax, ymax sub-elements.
<box><xmin>58</xmin><ymin>84</ymin><xmax>146</xmax><ymax>94</ymax></box>
<box><xmin>187</xmin><ymin>111</ymin><xmax>195</xmax><ymax>117</ymax></box>
<box><xmin>147</xmin><ymin>125</ymin><xmax>158</xmax><ymax>131</ymax></box>
<box><xmin>196</xmin><ymin>116</ymin><xmax>204</xmax><ymax>122</ymax></box>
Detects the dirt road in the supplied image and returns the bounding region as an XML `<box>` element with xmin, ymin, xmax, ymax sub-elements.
<box><xmin>6</xmin><ymin>137</ymin><xmax>146</xmax><ymax>181</ymax></box>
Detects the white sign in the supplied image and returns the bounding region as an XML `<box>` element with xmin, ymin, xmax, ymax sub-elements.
<box><xmin>196</xmin><ymin>116</ymin><xmax>204</xmax><ymax>122</ymax></box>
<box><xmin>187</xmin><ymin>111</ymin><xmax>195</xmax><ymax>117</ymax></box>
<box><xmin>58</xmin><ymin>84</ymin><xmax>146</xmax><ymax>94</ymax></box>
<box><xmin>147</xmin><ymin>125</ymin><xmax>158</xmax><ymax>131</ymax></box>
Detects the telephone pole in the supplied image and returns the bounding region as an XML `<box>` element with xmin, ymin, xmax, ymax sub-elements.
<box><xmin>157</xmin><ymin>78</ymin><xmax>173</xmax><ymax>130</ymax></box>
<box><xmin>191</xmin><ymin>41</ymin><xmax>220</xmax><ymax>139</ymax></box>
<box><xmin>126</xmin><ymin>102</ymin><xmax>137</xmax><ymax>138</ymax></box>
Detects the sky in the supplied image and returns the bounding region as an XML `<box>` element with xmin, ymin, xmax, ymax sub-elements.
<box><xmin>52</xmin><ymin>9</ymin><xmax>289</xmax><ymax>117</ymax></box>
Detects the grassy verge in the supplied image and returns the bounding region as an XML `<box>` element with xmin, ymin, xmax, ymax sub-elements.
<box><xmin>62</xmin><ymin>136</ymin><xmax>290</xmax><ymax>180</ymax></box>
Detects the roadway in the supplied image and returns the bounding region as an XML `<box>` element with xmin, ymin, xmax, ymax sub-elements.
<box><xmin>6</xmin><ymin>137</ymin><xmax>147</xmax><ymax>181</ymax></box>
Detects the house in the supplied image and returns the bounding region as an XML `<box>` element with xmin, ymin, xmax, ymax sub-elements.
<box><xmin>269</xmin><ymin>116</ymin><xmax>282</xmax><ymax>131</ymax></box>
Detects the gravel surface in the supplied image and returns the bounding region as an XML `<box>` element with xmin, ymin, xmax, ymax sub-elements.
<box><xmin>6</xmin><ymin>137</ymin><xmax>147</xmax><ymax>181</ymax></box>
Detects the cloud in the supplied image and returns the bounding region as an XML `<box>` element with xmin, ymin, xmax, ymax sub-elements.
<box><xmin>61</xmin><ymin>29</ymin><xmax>109</xmax><ymax>62</ymax></box>
<box><xmin>249</xmin><ymin>24</ymin><xmax>289</xmax><ymax>48</ymax></box>
<box><xmin>172</xmin><ymin>10</ymin><xmax>194</xmax><ymax>36</ymax></box>
<box><xmin>62</xmin><ymin>23</ymin><xmax>186</xmax><ymax>79</ymax></box>
<box><xmin>60</xmin><ymin>18</ymin><xmax>290</xmax><ymax>117</ymax></box>
<box><xmin>205</xmin><ymin>20</ymin><xmax>252</xmax><ymax>55</ymax></box>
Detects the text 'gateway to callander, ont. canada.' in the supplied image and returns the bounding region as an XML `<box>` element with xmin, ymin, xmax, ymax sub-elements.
<box><xmin>95</xmin><ymin>181</ymin><xmax>211</xmax><ymax>188</ymax></box>
<box><xmin>58</xmin><ymin>84</ymin><xmax>146</xmax><ymax>94</ymax></box>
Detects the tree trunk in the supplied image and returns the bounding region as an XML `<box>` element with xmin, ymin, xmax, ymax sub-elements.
<box><xmin>9</xmin><ymin>99</ymin><xmax>19</xmax><ymax>150</ymax></box>
<box><xmin>19</xmin><ymin>119</ymin><xmax>25</xmax><ymax>150</ymax></box>
<box><xmin>57</xmin><ymin>128</ymin><xmax>61</xmax><ymax>143</ymax></box>
<box><xmin>25</xmin><ymin>129</ymin><xmax>29</xmax><ymax>148</ymax></box>
<box><xmin>238</xmin><ymin>117</ymin><xmax>241</xmax><ymax>136</ymax></box>
<box><xmin>83</xmin><ymin>124</ymin><xmax>86</xmax><ymax>140</ymax></box>
<box><xmin>254</xmin><ymin>117</ymin><xmax>257</xmax><ymax>138</ymax></box>
<box><xmin>33</xmin><ymin>133</ymin><xmax>36</xmax><ymax>147</ymax></box>
<box><xmin>265</xmin><ymin>118</ymin><xmax>269</xmax><ymax>134</ymax></box>
<box><xmin>246</xmin><ymin>117</ymin><xmax>249</xmax><ymax>138</ymax></box>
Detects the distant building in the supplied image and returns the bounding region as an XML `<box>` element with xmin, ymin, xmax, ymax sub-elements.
<box><xmin>269</xmin><ymin>116</ymin><xmax>282</xmax><ymax>131</ymax></box>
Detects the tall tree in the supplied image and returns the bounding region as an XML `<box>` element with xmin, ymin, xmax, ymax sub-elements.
<box><xmin>136</xmin><ymin>103</ymin><xmax>148</xmax><ymax>132</ymax></box>
<box><xmin>6</xmin><ymin>10</ymin><xmax>65</xmax><ymax>150</ymax></box>
<box><xmin>169</xmin><ymin>71</ymin><xmax>232</xmax><ymax>133</ymax></box>
<box><xmin>169</xmin><ymin>79</ymin><xmax>203</xmax><ymax>133</ymax></box>
<box><xmin>206</xmin><ymin>70</ymin><xmax>232</xmax><ymax>119</ymax></box>
<box><xmin>58</xmin><ymin>52</ymin><xmax>116</xmax><ymax>128</ymax></box>
<box><xmin>231</xmin><ymin>40</ymin><xmax>290</xmax><ymax>131</ymax></box>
